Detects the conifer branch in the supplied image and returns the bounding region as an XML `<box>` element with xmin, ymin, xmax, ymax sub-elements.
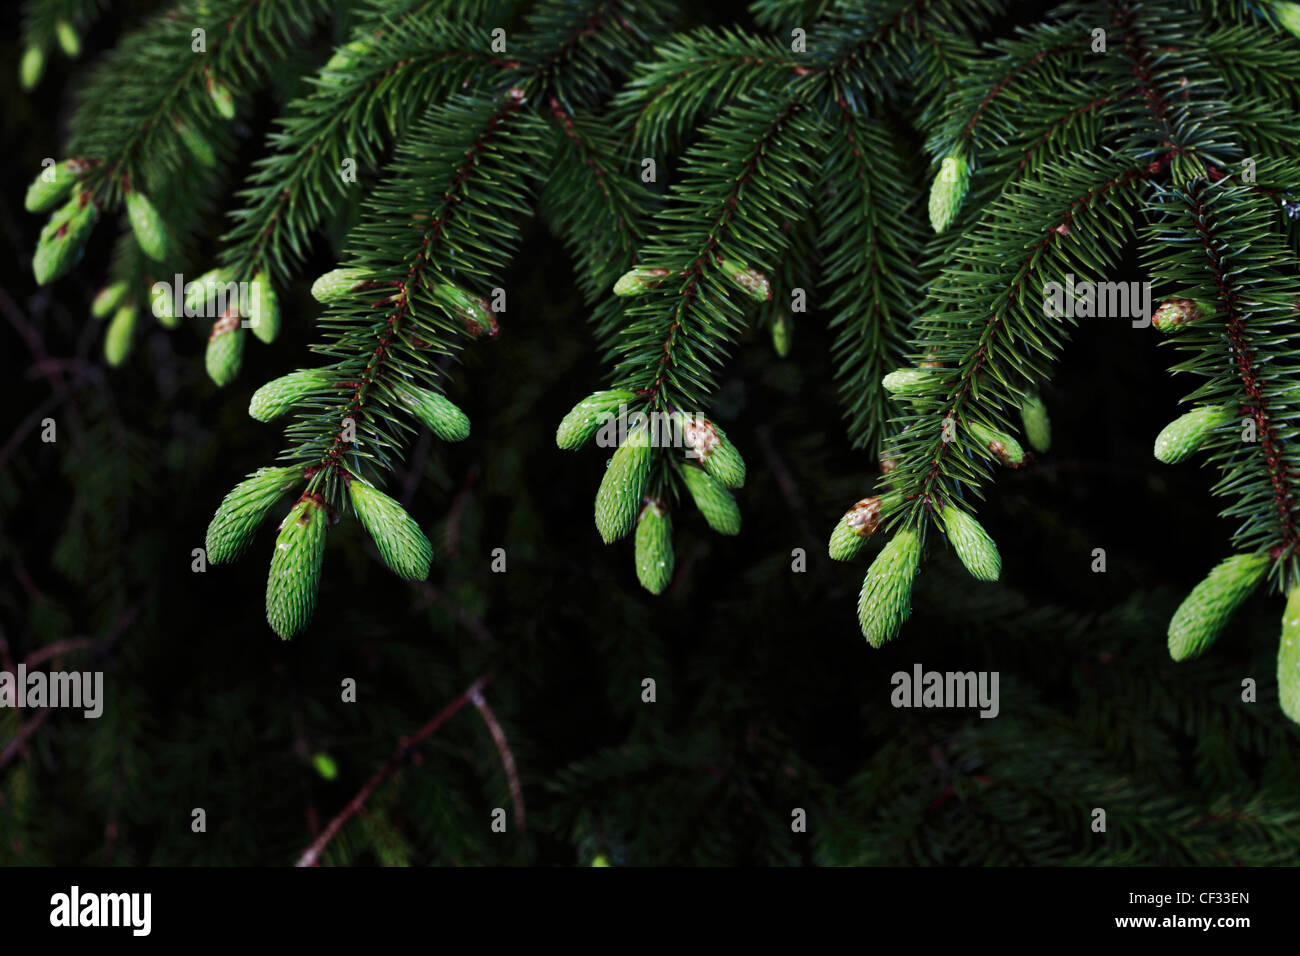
<box><xmin>1146</xmin><ymin>178</ymin><xmax>1300</xmax><ymax>571</ymax></box>
<box><xmin>613</xmin><ymin>96</ymin><xmax>824</xmax><ymax>411</ymax></box>
<box><xmin>204</xmin><ymin>0</ymin><xmax>679</xmax><ymax>637</ymax></box>
<box><xmin>220</xmin><ymin>13</ymin><xmax>515</xmax><ymax>286</ymax></box>
<box><xmin>298</xmin><ymin>90</ymin><xmax>540</xmax><ymax>488</ymax></box>
<box><xmin>539</xmin><ymin>99</ymin><xmax>653</xmax><ymax>310</ymax></box>
<box><xmin>1014</xmin><ymin>92</ymin><xmax>1129</xmax><ymax>174</ymax></box>
<box><xmin>954</xmin><ymin>37</ymin><xmax>1086</xmax><ymax>146</ymax></box>
<box><xmin>880</xmin><ymin>152</ymin><xmax>1169</xmax><ymax>531</ymax></box>
<box><xmin>749</xmin><ymin>0</ymin><xmax>834</xmax><ymax>31</ymax></box>
<box><xmin>821</xmin><ymin>103</ymin><xmax>921</xmax><ymax>453</ymax></box>
<box><xmin>815</xmin><ymin>0</ymin><xmax>1003</xmax><ymax>101</ymax></box>
<box><xmin>69</xmin><ymin>0</ymin><xmax>336</xmax><ymax>208</ymax></box>
<box><xmin>19</xmin><ymin>0</ymin><xmax>106</xmax><ymax>90</ymax></box>
<box><xmin>844</xmin><ymin>2</ymin><xmax>1300</xmax><ymax>701</ymax></box>
<box><xmin>614</xmin><ymin>29</ymin><xmax>805</xmax><ymax>152</ymax></box>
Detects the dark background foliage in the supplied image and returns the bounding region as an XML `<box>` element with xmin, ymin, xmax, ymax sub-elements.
<box><xmin>1</xmin><ymin>0</ymin><xmax>1297</xmax><ymax>865</ymax></box>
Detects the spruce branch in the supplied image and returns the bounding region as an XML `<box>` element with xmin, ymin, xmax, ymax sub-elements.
<box><xmin>19</xmin><ymin>0</ymin><xmax>107</xmax><ymax>89</ymax></box>
<box><xmin>538</xmin><ymin>100</ymin><xmax>654</xmax><ymax>315</ymax></box>
<box><xmin>820</xmin><ymin>103</ymin><xmax>922</xmax><ymax>454</ymax></box>
<box><xmin>926</xmin><ymin>18</ymin><xmax>1093</xmax><ymax>158</ymax></box>
<box><xmin>513</xmin><ymin>0</ymin><xmax>677</xmax><ymax>108</ymax></box>
<box><xmin>207</xmin><ymin>0</ymin><xmax>679</xmax><ymax>638</ymax></box>
<box><xmin>24</xmin><ymin>0</ymin><xmax>341</xmax><ymax>366</ymax></box>
<box><xmin>68</xmin><ymin>0</ymin><xmax>336</xmax><ymax>209</ymax></box>
<box><xmin>564</xmin><ymin>91</ymin><xmax>825</xmax><ymax>583</ymax></box>
<box><xmin>610</xmin><ymin>95</ymin><xmax>825</xmax><ymax>411</ymax></box>
<box><xmin>290</xmin><ymin>89</ymin><xmax>542</xmax><ymax>485</ymax></box>
<box><xmin>881</xmin><ymin>150</ymin><xmax>1166</xmax><ymax>531</ymax></box>
<box><xmin>201</xmin><ymin>0</ymin><xmax>674</xmax><ymax>385</ymax></box>
<box><xmin>813</xmin><ymin>0</ymin><xmax>1004</xmax><ymax>103</ymax></box>
<box><xmin>1204</xmin><ymin>20</ymin><xmax>1300</xmax><ymax>107</ymax></box>
<box><xmin>748</xmin><ymin>0</ymin><xmax>835</xmax><ymax>31</ymax></box>
<box><xmin>1145</xmin><ymin>177</ymin><xmax>1300</xmax><ymax>572</ymax></box>
<box><xmin>613</xmin><ymin>28</ymin><xmax>807</xmax><ymax>153</ymax></box>
<box><xmin>219</xmin><ymin>11</ymin><xmax>517</xmax><ymax>288</ymax></box>
<box><xmin>841</xmin><ymin>2</ymin><xmax>1300</xmax><ymax>725</ymax></box>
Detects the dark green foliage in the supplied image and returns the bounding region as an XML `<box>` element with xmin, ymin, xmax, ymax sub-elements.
<box><xmin>1143</xmin><ymin>171</ymin><xmax>1300</xmax><ymax>573</ymax></box>
<box><xmin>220</xmin><ymin>2</ymin><xmax>518</xmax><ymax>286</ymax></box>
<box><xmin>68</xmin><ymin>0</ymin><xmax>332</xmax><ymax>211</ymax></box>
<box><xmin>20</xmin><ymin>0</ymin><xmax>107</xmax><ymax>82</ymax></box>
<box><xmin>847</xmin><ymin>1</ymin><xmax>1300</xmax><ymax>672</ymax></box>
<box><xmin>6</xmin><ymin>0</ymin><xmax>1300</xmax><ymax>868</ymax></box>
<box><xmin>820</xmin><ymin>110</ymin><xmax>922</xmax><ymax>450</ymax></box>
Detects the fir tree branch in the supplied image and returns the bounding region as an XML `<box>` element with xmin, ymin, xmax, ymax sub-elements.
<box><xmin>612</xmin><ymin>95</ymin><xmax>825</xmax><ymax>411</ymax></box>
<box><xmin>1146</xmin><ymin>178</ymin><xmax>1300</xmax><ymax>571</ymax></box>
<box><xmin>539</xmin><ymin>99</ymin><xmax>653</xmax><ymax>310</ymax></box>
<box><xmin>514</xmin><ymin>0</ymin><xmax>677</xmax><ymax>108</ymax></box>
<box><xmin>290</xmin><ymin>90</ymin><xmax>541</xmax><ymax>490</ymax></box>
<box><xmin>613</xmin><ymin>28</ymin><xmax>805</xmax><ymax>153</ymax></box>
<box><xmin>1014</xmin><ymin>91</ymin><xmax>1129</xmax><ymax>175</ymax></box>
<box><xmin>884</xmin><ymin>152</ymin><xmax>1171</xmax><ymax>531</ymax></box>
<box><xmin>922</xmin><ymin>15</ymin><xmax>1095</xmax><ymax>174</ymax></box>
<box><xmin>957</xmin><ymin>40</ymin><xmax>1083</xmax><ymax>146</ymax></box>
<box><xmin>289</xmin><ymin>0</ymin><xmax>677</xmax><ymax>484</ymax></box>
<box><xmin>205</xmin><ymin>0</ymin><xmax>681</xmax><ymax>638</ymax></box>
<box><xmin>1108</xmin><ymin>0</ymin><xmax>1180</xmax><ymax>149</ymax></box>
<box><xmin>1203</xmin><ymin>20</ymin><xmax>1300</xmax><ymax>108</ymax></box>
<box><xmin>69</xmin><ymin>0</ymin><xmax>337</xmax><ymax>207</ymax></box>
<box><xmin>220</xmin><ymin>12</ymin><xmax>516</xmax><ymax>285</ymax></box>
<box><xmin>815</xmin><ymin>0</ymin><xmax>1003</xmax><ymax>102</ymax></box>
<box><xmin>748</xmin><ymin>0</ymin><xmax>834</xmax><ymax>31</ymax></box>
<box><xmin>821</xmin><ymin>102</ymin><xmax>922</xmax><ymax>454</ymax></box>
<box><xmin>19</xmin><ymin>0</ymin><xmax>107</xmax><ymax>78</ymax></box>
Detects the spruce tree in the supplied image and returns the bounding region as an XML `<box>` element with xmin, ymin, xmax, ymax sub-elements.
<box><xmin>23</xmin><ymin>0</ymin><xmax>1300</xmax><ymax>716</ymax></box>
<box><xmin>10</xmin><ymin>0</ymin><xmax>1300</xmax><ymax>866</ymax></box>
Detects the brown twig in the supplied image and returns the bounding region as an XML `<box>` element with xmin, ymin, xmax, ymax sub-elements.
<box><xmin>26</xmin><ymin>357</ymin><xmax>98</xmax><ymax>383</ymax></box>
<box><xmin>0</xmin><ymin>285</ymin><xmax>97</xmax><ymax>469</ymax></box>
<box><xmin>470</xmin><ymin>684</ymin><xmax>525</xmax><ymax>830</ymax></box>
<box><xmin>295</xmin><ymin>676</ymin><xmax>489</xmax><ymax>867</ymax></box>
<box><xmin>0</xmin><ymin>607</ymin><xmax>136</xmax><ymax>773</ymax></box>
<box><xmin>23</xmin><ymin>637</ymin><xmax>97</xmax><ymax>669</ymax></box>
<box><xmin>0</xmin><ymin>396</ymin><xmax>62</xmax><ymax>470</ymax></box>
<box><xmin>0</xmin><ymin>286</ymin><xmax>55</xmax><ymax>370</ymax></box>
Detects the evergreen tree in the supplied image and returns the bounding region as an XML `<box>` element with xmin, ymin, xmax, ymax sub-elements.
<box><xmin>6</xmin><ymin>0</ymin><xmax>1300</xmax><ymax>866</ymax></box>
